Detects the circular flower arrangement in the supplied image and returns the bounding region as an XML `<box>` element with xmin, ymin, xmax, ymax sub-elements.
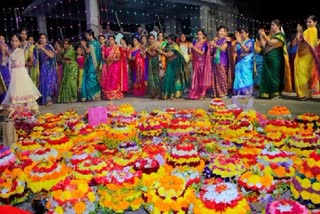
<box><xmin>286</xmin><ymin>132</ymin><xmax>320</xmax><ymax>157</ymax></box>
<box><xmin>291</xmin><ymin>150</ymin><xmax>320</xmax><ymax>208</ymax></box>
<box><xmin>265</xmin><ymin>199</ymin><xmax>309</xmax><ymax>214</ymax></box>
<box><xmin>46</xmin><ymin>178</ymin><xmax>96</xmax><ymax>214</ymax></box>
<box><xmin>133</xmin><ymin>158</ymin><xmax>160</xmax><ymax>174</ymax></box>
<box><xmin>210</xmin><ymin>109</ymin><xmax>235</xmax><ymax>122</ymax></box>
<box><xmin>13</xmin><ymin>138</ymin><xmax>42</xmax><ymax>155</ymax></box>
<box><xmin>28</xmin><ymin>148</ymin><xmax>60</xmax><ymax>163</ymax></box>
<box><xmin>209</xmin><ymin>98</ymin><xmax>226</xmax><ymax>112</ymax></box>
<box><xmin>242</xmin><ymin>134</ymin><xmax>267</xmax><ymax>149</ymax></box>
<box><xmin>194</xmin><ymin>182</ymin><xmax>250</xmax><ymax>213</ymax></box>
<box><xmin>267</xmin><ymin>106</ymin><xmax>291</xmax><ymax>119</ymax></box>
<box><xmin>238</xmin><ymin>167</ymin><xmax>275</xmax><ymax>193</ymax></box>
<box><xmin>104</xmin><ymin>122</ymin><xmax>137</xmax><ymax>145</ymax></box>
<box><xmin>45</xmin><ymin>133</ymin><xmax>73</xmax><ymax>154</ymax></box>
<box><xmin>95</xmin><ymin>166</ymin><xmax>142</xmax><ymax>185</ymax></box>
<box><xmin>265</xmin><ymin>132</ymin><xmax>288</xmax><ymax>148</ymax></box>
<box><xmin>137</xmin><ymin>117</ymin><xmax>163</xmax><ymax>137</ymax></box>
<box><xmin>264</xmin><ymin>120</ymin><xmax>300</xmax><ymax>137</ymax></box>
<box><xmin>167</xmin><ymin>141</ymin><xmax>200</xmax><ymax>167</ymax></box>
<box><xmin>172</xmin><ymin>167</ymin><xmax>201</xmax><ymax>187</ymax></box>
<box><xmin>296</xmin><ymin>113</ymin><xmax>319</xmax><ymax>131</ymax></box>
<box><xmin>259</xmin><ymin>146</ymin><xmax>295</xmax><ymax>180</ymax></box>
<box><xmin>25</xmin><ymin>161</ymin><xmax>69</xmax><ymax>193</ymax></box>
<box><xmin>204</xmin><ymin>154</ymin><xmax>246</xmax><ymax>181</ymax></box>
<box><xmin>143</xmin><ymin>174</ymin><xmax>195</xmax><ymax>213</ymax></box>
<box><xmin>191</xmin><ymin>116</ymin><xmax>212</xmax><ymax>135</ymax></box>
<box><xmin>167</xmin><ymin>117</ymin><xmax>193</xmax><ymax>137</ymax></box>
<box><xmin>0</xmin><ymin>168</ymin><xmax>28</xmax><ymax>205</ymax></box>
<box><xmin>238</xmin><ymin>147</ymin><xmax>260</xmax><ymax>168</ymax></box>
<box><xmin>73</xmin><ymin>157</ymin><xmax>109</xmax><ymax>182</ymax></box>
<box><xmin>0</xmin><ymin>145</ymin><xmax>16</xmax><ymax>172</ymax></box>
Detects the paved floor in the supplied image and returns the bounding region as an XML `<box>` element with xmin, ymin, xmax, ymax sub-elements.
<box><xmin>39</xmin><ymin>95</ymin><xmax>320</xmax><ymax>116</ymax></box>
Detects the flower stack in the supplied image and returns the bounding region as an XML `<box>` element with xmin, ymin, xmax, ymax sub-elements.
<box><xmin>258</xmin><ymin>145</ymin><xmax>295</xmax><ymax>182</ymax></box>
<box><xmin>194</xmin><ymin>182</ymin><xmax>251</xmax><ymax>214</ymax></box>
<box><xmin>203</xmin><ymin>154</ymin><xmax>246</xmax><ymax>181</ymax></box>
<box><xmin>265</xmin><ymin>199</ymin><xmax>309</xmax><ymax>214</ymax></box>
<box><xmin>137</xmin><ymin>117</ymin><xmax>163</xmax><ymax>137</ymax></box>
<box><xmin>46</xmin><ymin>178</ymin><xmax>96</xmax><ymax>214</ymax></box>
<box><xmin>267</xmin><ymin>106</ymin><xmax>292</xmax><ymax>120</ymax></box>
<box><xmin>25</xmin><ymin>160</ymin><xmax>69</xmax><ymax>193</ymax></box>
<box><xmin>191</xmin><ymin>109</ymin><xmax>212</xmax><ymax>135</ymax></box>
<box><xmin>167</xmin><ymin>116</ymin><xmax>193</xmax><ymax>137</ymax></box>
<box><xmin>0</xmin><ymin>145</ymin><xmax>16</xmax><ymax>172</ymax></box>
<box><xmin>296</xmin><ymin>113</ymin><xmax>319</xmax><ymax>132</ymax></box>
<box><xmin>291</xmin><ymin>150</ymin><xmax>320</xmax><ymax>209</ymax></box>
<box><xmin>208</xmin><ymin>98</ymin><xmax>226</xmax><ymax>112</ymax></box>
<box><xmin>286</xmin><ymin>131</ymin><xmax>320</xmax><ymax>157</ymax></box>
<box><xmin>72</xmin><ymin>157</ymin><xmax>109</xmax><ymax>182</ymax></box>
<box><xmin>0</xmin><ymin>167</ymin><xmax>28</xmax><ymax>205</ymax></box>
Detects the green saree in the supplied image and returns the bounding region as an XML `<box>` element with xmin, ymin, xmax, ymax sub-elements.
<box><xmin>58</xmin><ymin>47</ymin><xmax>79</xmax><ymax>103</ymax></box>
<box><xmin>259</xmin><ymin>32</ymin><xmax>285</xmax><ymax>98</ymax></box>
<box><xmin>148</xmin><ymin>55</ymin><xmax>160</xmax><ymax>98</ymax></box>
<box><xmin>161</xmin><ymin>44</ymin><xmax>189</xmax><ymax>99</ymax></box>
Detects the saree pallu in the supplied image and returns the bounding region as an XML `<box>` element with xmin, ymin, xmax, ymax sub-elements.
<box><xmin>148</xmin><ymin>55</ymin><xmax>160</xmax><ymax>98</ymax></box>
<box><xmin>81</xmin><ymin>54</ymin><xmax>101</xmax><ymax>101</ymax></box>
<box><xmin>38</xmin><ymin>44</ymin><xmax>58</xmax><ymax>105</ymax></box>
<box><xmin>56</xmin><ymin>52</ymin><xmax>64</xmax><ymax>90</ymax></box>
<box><xmin>188</xmin><ymin>41</ymin><xmax>212</xmax><ymax>100</ymax></box>
<box><xmin>162</xmin><ymin>49</ymin><xmax>188</xmax><ymax>99</ymax></box>
<box><xmin>58</xmin><ymin>47</ymin><xmax>78</xmax><ymax>103</ymax></box>
<box><xmin>90</xmin><ymin>40</ymin><xmax>102</xmax><ymax>83</ymax></box>
<box><xmin>120</xmin><ymin>47</ymin><xmax>129</xmax><ymax>92</ymax></box>
<box><xmin>259</xmin><ymin>47</ymin><xmax>284</xmax><ymax>98</ymax></box>
<box><xmin>288</xmin><ymin>44</ymin><xmax>298</xmax><ymax>91</ymax></box>
<box><xmin>254</xmin><ymin>53</ymin><xmax>263</xmax><ymax>87</ymax></box>
<box><xmin>295</xmin><ymin>27</ymin><xmax>318</xmax><ymax>98</ymax></box>
<box><xmin>233</xmin><ymin>52</ymin><xmax>254</xmax><ymax>95</ymax></box>
<box><xmin>131</xmin><ymin>49</ymin><xmax>146</xmax><ymax>97</ymax></box>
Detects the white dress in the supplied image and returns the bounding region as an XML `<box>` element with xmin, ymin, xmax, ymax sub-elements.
<box><xmin>2</xmin><ymin>48</ymin><xmax>41</xmax><ymax>117</ymax></box>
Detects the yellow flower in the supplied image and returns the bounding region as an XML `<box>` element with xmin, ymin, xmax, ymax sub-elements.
<box><xmin>54</xmin><ymin>206</ymin><xmax>64</xmax><ymax>214</ymax></box>
<box><xmin>87</xmin><ymin>192</ymin><xmax>95</xmax><ymax>202</ymax></box>
<box><xmin>312</xmin><ymin>182</ymin><xmax>320</xmax><ymax>191</ymax></box>
<box><xmin>310</xmin><ymin>193</ymin><xmax>320</xmax><ymax>205</ymax></box>
<box><xmin>300</xmin><ymin>178</ymin><xmax>311</xmax><ymax>189</ymax></box>
<box><xmin>300</xmin><ymin>190</ymin><xmax>311</xmax><ymax>200</ymax></box>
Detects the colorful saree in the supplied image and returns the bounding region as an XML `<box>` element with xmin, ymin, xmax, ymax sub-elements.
<box><xmin>58</xmin><ymin>46</ymin><xmax>78</xmax><ymax>103</ymax></box>
<box><xmin>101</xmin><ymin>45</ymin><xmax>124</xmax><ymax>100</ymax></box>
<box><xmin>188</xmin><ymin>41</ymin><xmax>212</xmax><ymax>99</ymax></box>
<box><xmin>131</xmin><ymin>49</ymin><xmax>146</xmax><ymax>96</ymax></box>
<box><xmin>76</xmin><ymin>55</ymin><xmax>85</xmax><ymax>89</ymax></box>
<box><xmin>81</xmin><ymin>40</ymin><xmax>101</xmax><ymax>101</ymax></box>
<box><xmin>311</xmin><ymin>41</ymin><xmax>320</xmax><ymax>96</ymax></box>
<box><xmin>37</xmin><ymin>44</ymin><xmax>58</xmax><ymax>105</ymax></box>
<box><xmin>0</xmin><ymin>50</ymin><xmax>10</xmax><ymax>103</ymax></box>
<box><xmin>148</xmin><ymin>52</ymin><xmax>160</xmax><ymax>98</ymax></box>
<box><xmin>254</xmin><ymin>40</ymin><xmax>263</xmax><ymax>87</ymax></box>
<box><xmin>259</xmin><ymin>32</ymin><xmax>289</xmax><ymax>98</ymax></box>
<box><xmin>295</xmin><ymin>27</ymin><xmax>319</xmax><ymax>98</ymax></box>
<box><xmin>288</xmin><ymin>43</ymin><xmax>298</xmax><ymax>91</ymax></box>
<box><xmin>212</xmin><ymin>38</ymin><xmax>228</xmax><ymax>97</ymax></box>
<box><xmin>21</xmin><ymin>41</ymin><xmax>39</xmax><ymax>88</ymax></box>
<box><xmin>233</xmin><ymin>39</ymin><xmax>254</xmax><ymax>95</ymax></box>
<box><xmin>162</xmin><ymin>44</ymin><xmax>189</xmax><ymax>99</ymax></box>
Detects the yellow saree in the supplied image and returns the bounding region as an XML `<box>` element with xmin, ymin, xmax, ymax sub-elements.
<box><xmin>294</xmin><ymin>27</ymin><xmax>318</xmax><ymax>98</ymax></box>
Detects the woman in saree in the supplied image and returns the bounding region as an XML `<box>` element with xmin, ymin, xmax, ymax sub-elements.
<box><xmin>58</xmin><ymin>39</ymin><xmax>78</xmax><ymax>103</ymax></box>
<box><xmin>188</xmin><ymin>29</ymin><xmax>212</xmax><ymax>100</ymax></box>
<box><xmin>119</xmin><ymin>38</ymin><xmax>129</xmax><ymax>93</ymax></box>
<box><xmin>100</xmin><ymin>35</ymin><xmax>124</xmax><ymax>100</ymax></box>
<box><xmin>141</xmin><ymin>35</ymin><xmax>149</xmax><ymax>88</ymax></box>
<box><xmin>295</xmin><ymin>15</ymin><xmax>320</xmax><ymax>100</ymax></box>
<box><xmin>157</xmin><ymin>32</ymin><xmax>168</xmax><ymax>79</ymax></box>
<box><xmin>0</xmin><ymin>36</ymin><xmax>10</xmax><ymax>103</ymax></box>
<box><xmin>158</xmin><ymin>34</ymin><xmax>189</xmax><ymax>100</ymax></box>
<box><xmin>311</xmin><ymin>39</ymin><xmax>320</xmax><ymax>97</ymax></box>
<box><xmin>76</xmin><ymin>46</ymin><xmax>85</xmax><ymax>100</ymax></box>
<box><xmin>99</xmin><ymin>35</ymin><xmax>107</xmax><ymax>84</ymax></box>
<box><xmin>37</xmin><ymin>33</ymin><xmax>58</xmax><ymax>105</ymax></box>
<box><xmin>254</xmin><ymin>36</ymin><xmax>264</xmax><ymax>88</ymax></box>
<box><xmin>54</xmin><ymin>40</ymin><xmax>64</xmax><ymax>90</ymax></box>
<box><xmin>259</xmin><ymin>19</ymin><xmax>290</xmax><ymax>99</ymax></box>
<box><xmin>210</xmin><ymin>26</ymin><xmax>229</xmax><ymax>98</ymax></box>
<box><xmin>129</xmin><ymin>37</ymin><xmax>146</xmax><ymax>97</ymax></box>
<box><xmin>80</xmin><ymin>30</ymin><xmax>101</xmax><ymax>101</ymax></box>
<box><xmin>233</xmin><ymin>28</ymin><xmax>254</xmax><ymax>95</ymax></box>
<box><xmin>146</xmin><ymin>34</ymin><xmax>160</xmax><ymax>99</ymax></box>
<box><xmin>288</xmin><ymin>34</ymin><xmax>298</xmax><ymax>91</ymax></box>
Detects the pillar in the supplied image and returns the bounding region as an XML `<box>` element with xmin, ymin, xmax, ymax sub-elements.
<box><xmin>37</xmin><ymin>16</ymin><xmax>47</xmax><ymax>35</ymax></box>
<box><xmin>85</xmin><ymin>0</ymin><xmax>100</xmax><ymax>36</ymax></box>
